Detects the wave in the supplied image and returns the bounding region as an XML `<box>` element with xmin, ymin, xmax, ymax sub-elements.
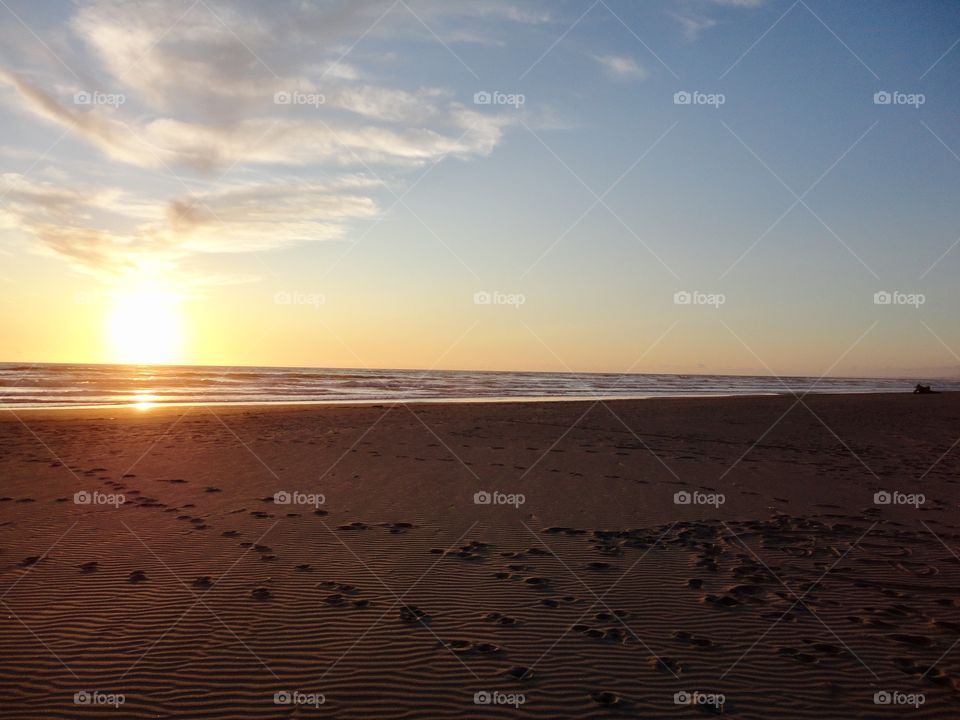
<box><xmin>0</xmin><ymin>363</ymin><xmax>955</xmax><ymax>408</ymax></box>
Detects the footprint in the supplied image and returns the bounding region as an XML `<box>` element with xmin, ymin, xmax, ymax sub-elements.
<box><xmin>590</xmin><ymin>691</ymin><xmax>620</xmax><ymax>706</ymax></box>
<box><xmin>400</xmin><ymin>605</ymin><xmax>429</xmax><ymax>624</ymax></box>
<box><xmin>586</xmin><ymin>562</ymin><xmax>612</xmax><ymax>571</ymax></box>
<box><xmin>808</xmin><ymin>642</ymin><xmax>843</xmax><ymax>655</ymax></box>
<box><xmin>506</xmin><ymin>666</ymin><xmax>534</xmax><ymax>680</ymax></box>
<box><xmin>443</xmin><ymin>639</ymin><xmax>473</xmax><ymax>654</ymax></box>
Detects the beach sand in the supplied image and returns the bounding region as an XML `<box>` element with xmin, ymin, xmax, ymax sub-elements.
<box><xmin>0</xmin><ymin>393</ymin><xmax>958</xmax><ymax>718</ymax></box>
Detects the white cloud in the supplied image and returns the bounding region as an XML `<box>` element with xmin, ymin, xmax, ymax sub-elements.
<box><xmin>2</xmin><ymin>172</ymin><xmax>382</xmax><ymax>278</ymax></box>
<box><xmin>593</xmin><ymin>54</ymin><xmax>649</xmax><ymax>81</ymax></box>
<box><xmin>0</xmin><ymin>0</ymin><xmax>540</xmax><ymax>282</ymax></box>
<box><xmin>671</xmin><ymin>12</ymin><xmax>718</xmax><ymax>41</ymax></box>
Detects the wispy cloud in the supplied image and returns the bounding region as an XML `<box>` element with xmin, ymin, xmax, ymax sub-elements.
<box><xmin>2</xmin><ymin>172</ymin><xmax>382</xmax><ymax>279</ymax></box>
<box><xmin>669</xmin><ymin>0</ymin><xmax>765</xmax><ymax>41</ymax></box>
<box><xmin>670</xmin><ymin>12</ymin><xmax>718</xmax><ymax>41</ymax></box>
<box><xmin>592</xmin><ymin>54</ymin><xmax>649</xmax><ymax>80</ymax></box>
<box><xmin>0</xmin><ymin>0</ymin><xmax>539</xmax><ymax>284</ymax></box>
<box><xmin>0</xmin><ymin>72</ymin><xmax>513</xmax><ymax>174</ymax></box>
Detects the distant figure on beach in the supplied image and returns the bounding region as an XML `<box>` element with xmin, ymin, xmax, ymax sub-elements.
<box><xmin>914</xmin><ymin>383</ymin><xmax>938</xmax><ymax>394</ymax></box>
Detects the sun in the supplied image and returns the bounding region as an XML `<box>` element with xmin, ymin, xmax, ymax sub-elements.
<box><xmin>107</xmin><ymin>289</ymin><xmax>184</xmax><ymax>365</ymax></box>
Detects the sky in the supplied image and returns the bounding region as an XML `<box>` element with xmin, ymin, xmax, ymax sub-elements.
<box><xmin>0</xmin><ymin>0</ymin><xmax>959</xmax><ymax>377</ymax></box>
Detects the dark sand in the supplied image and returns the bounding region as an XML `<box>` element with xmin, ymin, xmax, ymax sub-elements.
<box><xmin>0</xmin><ymin>393</ymin><xmax>958</xmax><ymax>718</ymax></box>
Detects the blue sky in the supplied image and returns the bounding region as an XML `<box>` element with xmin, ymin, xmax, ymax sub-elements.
<box><xmin>1</xmin><ymin>0</ymin><xmax>959</xmax><ymax>376</ymax></box>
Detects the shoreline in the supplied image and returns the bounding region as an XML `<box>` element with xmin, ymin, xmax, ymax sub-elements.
<box><xmin>0</xmin><ymin>388</ymin><xmax>947</xmax><ymax>419</ymax></box>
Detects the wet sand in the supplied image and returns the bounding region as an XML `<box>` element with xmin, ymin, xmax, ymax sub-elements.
<box><xmin>0</xmin><ymin>393</ymin><xmax>958</xmax><ymax>718</ymax></box>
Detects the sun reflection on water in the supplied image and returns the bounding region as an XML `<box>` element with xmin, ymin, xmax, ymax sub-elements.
<box><xmin>131</xmin><ymin>391</ymin><xmax>159</xmax><ymax>410</ymax></box>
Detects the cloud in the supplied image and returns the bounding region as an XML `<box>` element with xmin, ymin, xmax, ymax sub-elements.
<box><xmin>670</xmin><ymin>12</ymin><xmax>718</xmax><ymax>41</ymax></box>
<box><xmin>592</xmin><ymin>54</ymin><xmax>649</xmax><ymax>81</ymax></box>
<box><xmin>0</xmin><ymin>71</ymin><xmax>513</xmax><ymax>176</ymax></box>
<box><xmin>2</xmin><ymin>173</ymin><xmax>381</xmax><ymax>279</ymax></box>
<box><xmin>0</xmin><ymin>0</ymin><xmax>540</xmax><ymax>282</ymax></box>
<box><xmin>168</xmin><ymin>178</ymin><xmax>381</xmax><ymax>254</ymax></box>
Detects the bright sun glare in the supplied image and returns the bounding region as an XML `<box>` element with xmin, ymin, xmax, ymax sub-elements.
<box><xmin>107</xmin><ymin>289</ymin><xmax>184</xmax><ymax>365</ymax></box>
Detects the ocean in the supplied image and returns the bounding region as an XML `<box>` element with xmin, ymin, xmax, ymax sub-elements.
<box><xmin>0</xmin><ymin>363</ymin><xmax>955</xmax><ymax>409</ymax></box>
